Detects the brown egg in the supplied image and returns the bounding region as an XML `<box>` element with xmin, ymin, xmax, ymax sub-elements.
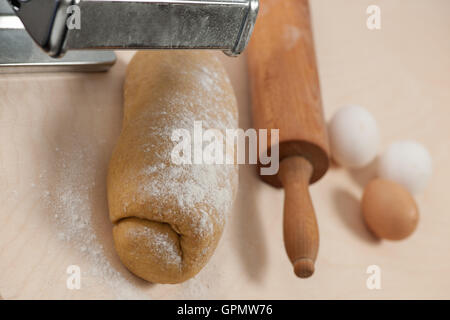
<box><xmin>362</xmin><ymin>178</ymin><xmax>419</xmax><ymax>240</ymax></box>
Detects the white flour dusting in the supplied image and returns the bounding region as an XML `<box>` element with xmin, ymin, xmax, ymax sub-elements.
<box><xmin>129</xmin><ymin>226</ymin><xmax>182</xmax><ymax>268</ymax></box>
<box><xmin>40</xmin><ymin>138</ymin><xmax>144</xmax><ymax>299</ymax></box>
<box><xmin>283</xmin><ymin>24</ymin><xmax>301</xmax><ymax>50</ymax></box>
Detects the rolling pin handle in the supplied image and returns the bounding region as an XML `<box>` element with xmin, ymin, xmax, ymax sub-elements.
<box><xmin>279</xmin><ymin>156</ymin><xmax>319</xmax><ymax>279</ymax></box>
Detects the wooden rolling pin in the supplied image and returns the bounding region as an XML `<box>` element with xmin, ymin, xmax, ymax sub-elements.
<box><xmin>248</xmin><ymin>0</ymin><xmax>330</xmax><ymax>278</ymax></box>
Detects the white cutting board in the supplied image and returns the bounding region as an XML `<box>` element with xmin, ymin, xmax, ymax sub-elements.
<box><xmin>1</xmin><ymin>0</ymin><xmax>450</xmax><ymax>299</ymax></box>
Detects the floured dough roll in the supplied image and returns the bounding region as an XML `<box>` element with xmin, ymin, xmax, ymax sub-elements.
<box><xmin>107</xmin><ymin>51</ymin><xmax>238</xmax><ymax>284</ymax></box>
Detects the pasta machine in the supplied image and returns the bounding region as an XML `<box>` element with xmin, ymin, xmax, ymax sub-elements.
<box><xmin>0</xmin><ymin>0</ymin><xmax>258</xmax><ymax>73</ymax></box>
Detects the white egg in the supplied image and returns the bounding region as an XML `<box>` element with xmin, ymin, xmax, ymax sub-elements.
<box><xmin>328</xmin><ymin>105</ymin><xmax>380</xmax><ymax>168</ymax></box>
<box><xmin>378</xmin><ymin>140</ymin><xmax>432</xmax><ymax>195</ymax></box>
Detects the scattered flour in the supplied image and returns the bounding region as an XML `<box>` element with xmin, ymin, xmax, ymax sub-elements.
<box><xmin>40</xmin><ymin>136</ymin><xmax>144</xmax><ymax>299</ymax></box>
<box><xmin>283</xmin><ymin>24</ymin><xmax>301</xmax><ymax>50</ymax></box>
<box><xmin>129</xmin><ymin>226</ymin><xmax>182</xmax><ymax>268</ymax></box>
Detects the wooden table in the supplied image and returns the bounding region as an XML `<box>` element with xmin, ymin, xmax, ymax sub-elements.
<box><xmin>0</xmin><ymin>0</ymin><xmax>449</xmax><ymax>299</ymax></box>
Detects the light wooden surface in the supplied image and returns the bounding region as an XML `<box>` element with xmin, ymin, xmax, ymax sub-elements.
<box><xmin>0</xmin><ymin>0</ymin><xmax>449</xmax><ymax>299</ymax></box>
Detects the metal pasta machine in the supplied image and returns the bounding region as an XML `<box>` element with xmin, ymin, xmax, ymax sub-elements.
<box><xmin>0</xmin><ymin>0</ymin><xmax>258</xmax><ymax>73</ymax></box>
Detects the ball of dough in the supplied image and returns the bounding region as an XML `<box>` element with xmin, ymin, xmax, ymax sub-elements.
<box><xmin>378</xmin><ymin>140</ymin><xmax>432</xmax><ymax>195</ymax></box>
<box><xmin>328</xmin><ymin>105</ymin><xmax>380</xmax><ymax>168</ymax></box>
<box><xmin>107</xmin><ymin>51</ymin><xmax>238</xmax><ymax>284</ymax></box>
<box><xmin>362</xmin><ymin>178</ymin><xmax>419</xmax><ymax>240</ymax></box>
